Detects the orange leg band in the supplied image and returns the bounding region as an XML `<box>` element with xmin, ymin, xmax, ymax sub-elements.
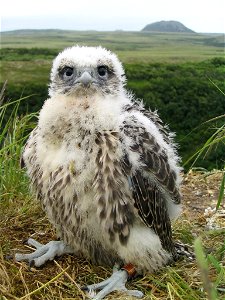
<box><xmin>122</xmin><ymin>263</ymin><xmax>136</xmax><ymax>277</ymax></box>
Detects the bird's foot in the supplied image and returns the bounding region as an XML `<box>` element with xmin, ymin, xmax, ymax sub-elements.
<box><xmin>15</xmin><ymin>238</ymin><xmax>73</xmax><ymax>267</ymax></box>
<box><xmin>82</xmin><ymin>264</ymin><xmax>143</xmax><ymax>300</ymax></box>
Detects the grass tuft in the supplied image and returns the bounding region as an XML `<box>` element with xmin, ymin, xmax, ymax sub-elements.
<box><xmin>194</xmin><ymin>238</ymin><xmax>218</xmax><ymax>300</ymax></box>
<box><xmin>0</xmin><ymin>92</ymin><xmax>37</xmax><ymax>203</ymax></box>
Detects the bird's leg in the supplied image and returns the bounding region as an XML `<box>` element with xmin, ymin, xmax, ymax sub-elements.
<box><xmin>15</xmin><ymin>238</ymin><xmax>74</xmax><ymax>267</ymax></box>
<box><xmin>82</xmin><ymin>263</ymin><xmax>144</xmax><ymax>300</ymax></box>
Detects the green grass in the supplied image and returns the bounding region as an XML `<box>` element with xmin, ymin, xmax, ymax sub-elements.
<box><xmin>1</xmin><ymin>30</ymin><xmax>224</xmax><ymax>89</ymax></box>
<box><xmin>183</xmin><ymin>82</ymin><xmax>225</xmax><ymax>208</ymax></box>
<box><xmin>1</xmin><ymin>60</ymin><xmax>51</xmax><ymax>84</ymax></box>
<box><xmin>1</xmin><ymin>30</ymin><xmax>224</xmax><ymax>63</ymax></box>
<box><xmin>0</xmin><ymin>95</ymin><xmax>36</xmax><ymax>202</ymax></box>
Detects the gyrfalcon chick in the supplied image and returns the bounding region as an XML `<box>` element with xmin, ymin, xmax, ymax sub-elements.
<box><xmin>16</xmin><ymin>46</ymin><xmax>182</xmax><ymax>299</ymax></box>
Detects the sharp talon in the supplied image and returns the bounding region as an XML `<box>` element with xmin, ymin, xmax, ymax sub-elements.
<box><xmin>29</xmin><ymin>260</ymin><xmax>35</xmax><ymax>268</ymax></box>
<box><xmin>81</xmin><ymin>286</ymin><xmax>89</xmax><ymax>291</ymax></box>
<box><xmin>22</xmin><ymin>239</ymin><xmax>29</xmax><ymax>245</ymax></box>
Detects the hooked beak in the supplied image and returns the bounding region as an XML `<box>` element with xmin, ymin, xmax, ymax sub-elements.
<box><xmin>75</xmin><ymin>71</ymin><xmax>94</xmax><ymax>87</ymax></box>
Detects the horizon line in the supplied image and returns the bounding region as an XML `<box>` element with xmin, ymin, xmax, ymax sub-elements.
<box><xmin>1</xmin><ymin>28</ymin><xmax>224</xmax><ymax>35</ymax></box>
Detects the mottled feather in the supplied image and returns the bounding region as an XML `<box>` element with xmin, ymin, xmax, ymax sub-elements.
<box><xmin>22</xmin><ymin>46</ymin><xmax>182</xmax><ymax>273</ymax></box>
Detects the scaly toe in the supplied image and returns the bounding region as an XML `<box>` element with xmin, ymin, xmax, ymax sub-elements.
<box><xmin>15</xmin><ymin>239</ymin><xmax>73</xmax><ymax>268</ymax></box>
<box><xmin>84</xmin><ymin>269</ymin><xmax>143</xmax><ymax>300</ymax></box>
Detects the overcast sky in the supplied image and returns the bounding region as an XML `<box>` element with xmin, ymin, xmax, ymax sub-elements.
<box><xmin>1</xmin><ymin>0</ymin><xmax>225</xmax><ymax>33</ymax></box>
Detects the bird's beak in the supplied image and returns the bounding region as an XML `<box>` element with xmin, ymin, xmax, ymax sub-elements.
<box><xmin>75</xmin><ymin>71</ymin><xmax>94</xmax><ymax>87</ymax></box>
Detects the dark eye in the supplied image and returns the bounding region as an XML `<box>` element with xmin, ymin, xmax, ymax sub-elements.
<box><xmin>97</xmin><ymin>66</ymin><xmax>108</xmax><ymax>77</ymax></box>
<box><xmin>62</xmin><ymin>67</ymin><xmax>74</xmax><ymax>79</ymax></box>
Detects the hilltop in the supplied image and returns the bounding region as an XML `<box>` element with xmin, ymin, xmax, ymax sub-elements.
<box><xmin>142</xmin><ymin>20</ymin><xmax>195</xmax><ymax>33</ymax></box>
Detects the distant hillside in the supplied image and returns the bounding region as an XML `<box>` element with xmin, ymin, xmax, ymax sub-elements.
<box><xmin>142</xmin><ymin>21</ymin><xmax>195</xmax><ymax>33</ymax></box>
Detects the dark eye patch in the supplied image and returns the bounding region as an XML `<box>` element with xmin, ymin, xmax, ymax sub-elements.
<box><xmin>64</xmin><ymin>67</ymin><xmax>73</xmax><ymax>77</ymax></box>
<box><xmin>59</xmin><ymin>66</ymin><xmax>74</xmax><ymax>79</ymax></box>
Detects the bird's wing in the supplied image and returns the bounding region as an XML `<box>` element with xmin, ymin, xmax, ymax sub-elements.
<box><xmin>121</xmin><ymin>104</ymin><xmax>181</xmax><ymax>253</ymax></box>
<box><xmin>130</xmin><ymin>170</ymin><xmax>175</xmax><ymax>253</ymax></box>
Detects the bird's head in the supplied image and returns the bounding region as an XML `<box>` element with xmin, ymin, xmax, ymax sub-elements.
<box><xmin>49</xmin><ymin>46</ymin><xmax>126</xmax><ymax>98</ymax></box>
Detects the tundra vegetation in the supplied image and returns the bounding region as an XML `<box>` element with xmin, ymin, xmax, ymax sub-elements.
<box><xmin>0</xmin><ymin>30</ymin><xmax>224</xmax><ymax>299</ymax></box>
